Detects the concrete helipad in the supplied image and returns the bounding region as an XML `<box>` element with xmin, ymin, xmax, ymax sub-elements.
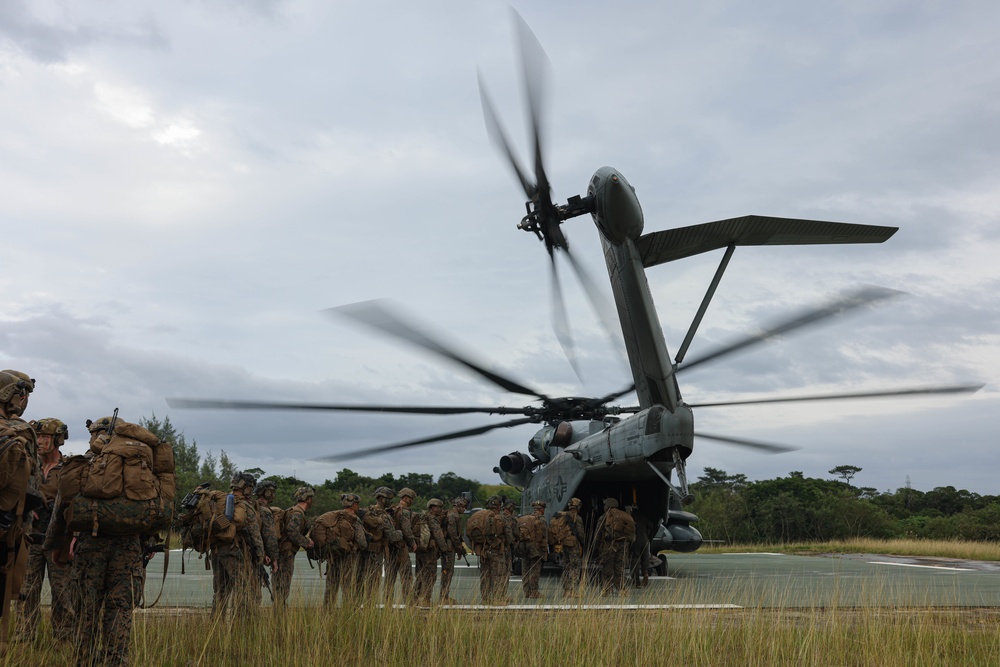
<box><xmin>41</xmin><ymin>551</ymin><xmax>1000</xmax><ymax>609</ymax></box>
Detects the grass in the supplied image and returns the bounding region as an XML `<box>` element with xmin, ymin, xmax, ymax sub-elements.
<box><xmin>7</xmin><ymin>538</ymin><xmax>1000</xmax><ymax>666</ymax></box>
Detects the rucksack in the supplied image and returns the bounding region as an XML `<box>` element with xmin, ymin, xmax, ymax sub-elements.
<box><xmin>548</xmin><ymin>511</ymin><xmax>573</xmax><ymax>547</ymax></box>
<box><xmin>60</xmin><ymin>422</ymin><xmax>175</xmax><ymax>537</ymax></box>
<box><xmin>270</xmin><ymin>506</ymin><xmax>286</xmax><ymax>542</ymax></box>
<box><xmin>309</xmin><ymin>510</ymin><xmax>358</xmax><ymax>559</ymax></box>
<box><xmin>410</xmin><ymin>512</ymin><xmax>431</xmax><ymax>551</ymax></box>
<box><xmin>606</xmin><ymin>508</ymin><xmax>636</xmax><ymax>541</ymax></box>
<box><xmin>177</xmin><ymin>488</ymin><xmax>246</xmax><ymax>552</ymax></box>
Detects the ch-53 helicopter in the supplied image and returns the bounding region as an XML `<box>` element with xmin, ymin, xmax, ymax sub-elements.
<box><xmin>169</xmin><ymin>13</ymin><xmax>980</xmax><ymax>570</ymax></box>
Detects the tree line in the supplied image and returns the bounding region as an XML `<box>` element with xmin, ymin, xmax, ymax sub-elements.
<box><xmin>691</xmin><ymin>467</ymin><xmax>1000</xmax><ymax>543</ymax></box>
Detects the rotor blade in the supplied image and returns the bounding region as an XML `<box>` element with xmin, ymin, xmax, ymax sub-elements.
<box><xmin>678</xmin><ymin>285</ymin><xmax>905</xmax><ymax>374</ymax></box>
<box><xmin>694</xmin><ymin>432</ymin><xmax>798</xmax><ymax>454</ymax></box>
<box><xmin>329</xmin><ymin>300</ymin><xmax>548</xmax><ymax>401</ymax></box>
<box><xmin>313</xmin><ymin>417</ymin><xmax>536</xmax><ymax>463</ymax></box>
<box><xmin>687</xmin><ymin>383</ymin><xmax>984</xmax><ymax>408</ymax></box>
<box><xmin>512</xmin><ymin>8</ymin><xmax>552</xmax><ymax>208</ymax></box>
<box><xmin>550</xmin><ymin>254</ymin><xmax>582</xmax><ymax>381</ymax></box>
<box><xmin>477</xmin><ymin>71</ymin><xmax>535</xmax><ymax>200</ymax></box>
<box><xmin>166</xmin><ymin>397</ymin><xmax>531</xmax><ymax>416</ymax></box>
<box><xmin>562</xmin><ymin>244</ymin><xmax>629</xmax><ymax>370</ymax></box>
<box><xmin>586</xmin><ymin>384</ymin><xmax>637</xmax><ymax>411</ymax></box>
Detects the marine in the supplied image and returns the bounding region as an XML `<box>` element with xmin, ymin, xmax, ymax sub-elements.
<box><xmin>358</xmin><ymin>487</ymin><xmax>401</xmax><ymax>600</ymax></box>
<box><xmin>467</xmin><ymin>496</ymin><xmax>513</xmax><ymax>605</ymax></box>
<box><xmin>323</xmin><ymin>493</ymin><xmax>366</xmax><ymax>607</ymax></box>
<box><xmin>0</xmin><ymin>372</ymin><xmax>35</xmax><ymax>654</ymax></box>
<box><xmin>275</xmin><ymin>486</ymin><xmax>314</xmax><ymax>607</ymax></box>
<box><xmin>384</xmin><ymin>487</ymin><xmax>417</xmax><ymax>604</ymax></box>
<box><xmin>519</xmin><ymin>499</ymin><xmax>549</xmax><ymax>599</ymax></box>
<box><xmin>16</xmin><ymin>418</ymin><xmax>74</xmax><ymax>642</ymax></box>
<box><xmin>210</xmin><ymin>471</ymin><xmax>266</xmax><ymax>618</ymax></box>
<box><xmin>439</xmin><ymin>496</ymin><xmax>467</xmax><ymax>604</ymax></box>
<box><xmin>252</xmin><ymin>479</ymin><xmax>280</xmax><ymax>605</ymax></box>
<box><xmin>596</xmin><ymin>497</ymin><xmax>636</xmax><ymax>596</ymax></box>
<box><xmin>412</xmin><ymin>498</ymin><xmax>449</xmax><ymax>607</ymax></box>
<box><xmin>551</xmin><ymin>497</ymin><xmax>586</xmax><ymax>598</ymax></box>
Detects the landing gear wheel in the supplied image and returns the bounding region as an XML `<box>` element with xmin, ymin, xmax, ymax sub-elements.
<box><xmin>655</xmin><ymin>556</ymin><xmax>667</xmax><ymax>577</ymax></box>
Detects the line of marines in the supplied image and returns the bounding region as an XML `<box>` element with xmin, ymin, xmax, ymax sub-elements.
<box><xmin>1</xmin><ymin>366</ymin><xmax>640</xmax><ymax>665</ymax></box>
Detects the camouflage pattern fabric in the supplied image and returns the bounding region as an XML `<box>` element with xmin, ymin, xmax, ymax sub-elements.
<box><xmin>72</xmin><ymin>534</ymin><xmax>142</xmax><ymax>667</ymax></box>
<box><xmin>211</xmin><ymin>497</ymin><xmax>264</xmax><ymax>616</ymax></box>
<box><xmin>413</xmin><ymin>512</ymin><xmax>448</xmax><ymax>606</ymax></box>
<box><xmin>275</xmin><ymin>504</ymin><xmax>311</xmax><ymax>607</ymax></box>
<box><xmin>475</xmin><ymin>509</ymin><xmax>513</xmax><ymax>605</ymax></box>
<box><xmin>559</xmin><ymin>512</ymin><xmax>586</xmax><ymax>597</ymax></box>
<box><xmin>323</xmin><ymin>515</ymin><xmax>365</xmax><ymax>607</ymax></box>
<box><xmin>596</xmin><ymin>507</ymin><xmax>635</xmax><ymax>596</ymax></box>
<box><xmin>439</xmin><ymin>507</ymin><xmax>464</xmax><ymax>602</ymax></box>
<box><xmin>519</xmin><ymin>513</ymin><xmax>548</xmax><ymax>598</ymax></box>
<box><xmin>358</xmin><ymin>505</ymin><xmax>396</xmax><ymax>600</ymax></box>
<box><xmin>16</xmin><ymin>544</ymin><xmax>74</xmax><ymax>642</ymax></box>
<box><xmin>384</xmin><ymin>503</ymin><xmax>415</xmax><ymax>603</ymax></box>
<box><xmin>256</xmin><ymin>500</ymin><xmax>279</xmax><ymax>564</ymax></box>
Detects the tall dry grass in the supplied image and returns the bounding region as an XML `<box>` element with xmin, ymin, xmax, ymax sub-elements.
<box><xmin>7</xmin><ymin>539</ymin><xmax>1000</xmax><ymax>666</ymax></box>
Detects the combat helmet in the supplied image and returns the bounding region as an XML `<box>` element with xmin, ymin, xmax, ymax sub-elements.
<box><xmin>253</xmin><ymin>479</ymin><xmax>277</xmax><ymax>497</ymax></box>
<box><xmin>1</xmin><ymin>370</ymin><xmax>32</xmax><ymax>417</ymax></box>
<box><xmin>486</xmin><ymin>495</ymin><xmax>502</xmax><ymax>510</ymax></box>
<box><xmin>566</xmin><ymin>497</ymin><xmax>582</xmax><ymax>509</ymax></box>
<box><xmin>340</xmin><ymin>492</ymin><xmax>361</xmax><ymax>507</ymax></box>
<box><xmin>398</xmin><ymin>488</ymin><xmax>416</xmax><ymax>500</ymax></box>
<box><xmin>230</xmin><ymin>471</ymin><xmax>257</xmax><ymax>492</ymax></box>
<box><xmin>293</xmin><ymin>486</ymin><xmax>315</xmax><ymax>503</ymax></box>
<box><xmin>86</xmin><ymin>416</ymin><xmax>116</xmax><ymax>434</ymax></box>
<box><xmin>0</xmin><ymin>372</ymin><xmax>30</xmax><ymax>405</ymax></box>
<box><xmin>32</xmin><ymin>418</ymin><xmax>69</xmax><ymax>444</ymax></box>
<box><xmin>374</xmin><ymin>486</ymin><xmax>395</xmax><ymax>500</ymax></box>
<box><xmin>531</xmin><ymin>500</ymin><xmax>546</xmax><ymax>510</ymax></box>
<box><xmin>603</xmin><ymin>497</ymin><xmax>619</xmax><ymax>509</ymax></box>
<box><xmin>426</xmin><ymin>498</ymin><xmax>444</xmax><ymax>508</ymax></box>
<box><xmin>451</xmin><ymin>496</ymin><xmax>468</xmax><ymax>507</ymax></box>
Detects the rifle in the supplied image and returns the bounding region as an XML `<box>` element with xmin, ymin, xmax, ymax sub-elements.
<box><xmin>106</xmin><ymin>407</ymin><xmax>119</xmax><ymax>438</ymax></box>
<box><xmin>142</xmin><ymin>543</ymin><xmax>165</xmax><ymax>569</ymax></box>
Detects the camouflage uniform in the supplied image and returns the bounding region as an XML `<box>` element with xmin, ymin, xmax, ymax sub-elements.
<box><xmin>556</xmin><ymin>498</ymin><xmax>587</xmax><ymax>597</ymax></box>
<box><xmin>324</xmin><ymin>494</ymin><xmax>366</xmax><ymax>607</ymax></box>
<box><xmin>358</xmin><ymin>487</ymin><xmax>400</xmax><ymax>601</ymax></box>
<box><xmin>210</xmin><ymin>473</ymin><xmax>265</xmax><ymax>618</ymax></box>
<box><xmin>16</xmin><ymin>419</ymin><xmax>74</xmax><ymax>641</ymax></box>
<box><xmin>519</xmin><ymin>500</ymin><xmax>548</xmax><ymax>599</ymax></box>
<box><xmin>275</xmin><ymin>487</ymin><xmax>314</xmax><ymax>607</ymax></box>
<box><xmin>439</xmin><ymin>497</ymin><xmax>467</xmax><ymax>603</ymax></box>
<box><xmin>71</xmin><ymin>534</ymin><xmax>143</xmax><ymax>667</ymax></box>
<box><xmin>0</xmin><ymin>372</ymin><xmax>35</xmax><ymax>654</ymax></box>
<box><xmin>501</xmin><ymin>498</ymin><xmax>518</xmax><ymax>584</ymax></box>
<box><xmin>470</xmin><ymin>497</ymin><xmax>513</xmax><ymax>605</ymax></box>
<box><xmin>413</xmin><ymin>499</ymin><xmax>449</xmax><ymax>606</ymax></box>
<box><xmin>252</xmin><ymin>482</ymin><xmax>279</xmax><ymax>606</ymax></box>
<box><xmin>596</xmin><ymin>498</ymin><xmax>636</xmax><ymax>596</ymax></box>
<box><xmin>384</xmin><ymin>488</ymin><xmax>417</xmax><ymax>603</ymax></box>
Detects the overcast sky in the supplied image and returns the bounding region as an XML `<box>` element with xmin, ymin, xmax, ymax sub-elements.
<box><xmin>2</xmin><ymin>0</ymin><xmax>997</xmax><ymax>495</ymax></box>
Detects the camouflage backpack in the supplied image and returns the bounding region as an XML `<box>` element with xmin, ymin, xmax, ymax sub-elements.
<box><xmin>60</xmin><ymin>421</ymin><xmax>175</xmax><ymax>537</ymax></box>
<box><xmin>604</xmin><ymin>508</ymin><xmax>636</xmax><ymax>541</ymax></box>
<box><xmin>410</xmin><ymin>511</ymin><xmax>432</xmax><ymax>551</ymax></box>
<box><xmin>517</xmin><ymin>514</ymin><xmax>547</xmax><ymax>556</ymax></box>
<box><xmin>547</xmin><ymin>511</ymin><xmax>573</xmax><ymax>547</ymax></box>
<box><xmin>310</xmin><ymin>510</ymin><xmax>358</xmax><ymax>559</ymax></box>
<box><xmin>178</xmin><ymin>488</ymin><xmax>247</xmax><ymax>552</ymax></box>
<box><xmin>270</xmin><ymin>506</ymin><xmax>286</xmax><ymax>541</ymax></box>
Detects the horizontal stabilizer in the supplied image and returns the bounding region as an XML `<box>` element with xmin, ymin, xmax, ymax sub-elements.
<box><xmin>637</xmin><ymin>215</ymin><xmax>898</xmax><ymax>268</ymax></box>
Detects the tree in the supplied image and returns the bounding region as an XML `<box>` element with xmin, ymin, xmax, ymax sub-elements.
<box><xmin>829</xmin><ymin>465</ymin><xmax>862</xmax><ymax>486</ymax></box>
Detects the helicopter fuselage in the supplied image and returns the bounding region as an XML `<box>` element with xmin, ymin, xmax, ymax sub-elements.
<box><xmin>499</xmin><ymin>166</ymin><xmax>703</xmax><ymax>554</ymax></box>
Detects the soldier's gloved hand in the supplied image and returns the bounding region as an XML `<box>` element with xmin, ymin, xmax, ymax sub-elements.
<box><xmin>271</xmin><ymin>561</ymin><xmax>279</xmax><ymax>574</ymax></box>
<box><xmin>307</xmin><ymin>539</ymin><xmax>314</xmax><ymax>548</ymax></box>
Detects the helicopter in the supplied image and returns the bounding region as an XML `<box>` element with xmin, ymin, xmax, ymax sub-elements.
<box><xmin>168</xmin><ymin>12</ymin><xmax>981</xmax><ymax>570</ymax></box>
